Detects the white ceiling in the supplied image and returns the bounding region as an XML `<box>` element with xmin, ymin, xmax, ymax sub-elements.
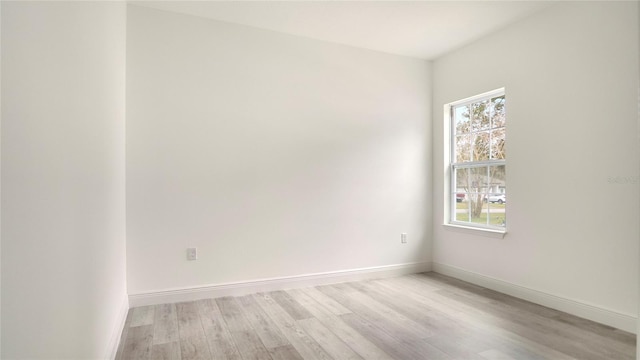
<box><xmin>132</xmin><ymin>1</ymin><xmax>555</xmax><ymax>60</ymax></box>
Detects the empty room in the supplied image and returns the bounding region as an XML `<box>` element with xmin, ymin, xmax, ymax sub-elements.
<box><xmin>1</xmin><ymin>1</ymin><xmax>639</xmax><ymax>359</ymax></box>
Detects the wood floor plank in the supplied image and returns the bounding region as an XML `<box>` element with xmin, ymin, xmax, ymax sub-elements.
<box><xmin>176</xmin><ymin>302</ymin><xmax>206</xmax><ymax>340</ymax></box>
<box><xmin>229</xmin><ymin>329</ymin><xmax>273</xmax><ymax>360</ymax></box>
<box><xmin>207</xmin><ymin>334</ymin><xmax>242</xmax><ymax>360</ymax></box>
<box><xmin>115</xmin><ymin>308</ymin><xmax>134</xmax><ymax>360</ymax></box>
<box><xmin>151</xmin><ymin>341</ymin><xmax>181</xmax><ymax>360</ymax></box>
<box><xmin>400</xmin><ymin>273</ymin><xmax>444</xmax><ymax>292</ymax></box>
<box><xmin>360</xmin><ymin>280</ymin><xmax>480</xmax><ymax>349</ymax></box>
<box><xmin>287</xmin><ymin>288</ymin><xmax>392</xmax><ymax>360</ymax></box>
<box><xmin>353</xmin><ymin>279</ymin><xmax>463</xmax><ymax>334</ymax></box>
<box><xmin>206</xmin><ymin>338</ymin><xmax>242</xmax><ymax>360</ymax></box>
<box><xmin>379</xmin><ymin>277</ymin><xmax>485</xmax><ymax>317</ymax></box>
<box><xmin>434</xmin><ymin>287</ymin><xmax>633</xmax><ymax>360</ymax></box>
<box><xmin>197</xmin><ymin>298</ymin><xmax>229</xmax><ymax>340</ymax></box>
<box><xmin>466</xmin><ymin>316</ymin><xmax>576</xmax><ymax>360</ymax></box>
<box><xmin>339</xmin><ymin>312</ymin><xmax>428</xmax><ymax>360</ymax></box>
<box><xmin>116</xmin><ymin>273</ymin><xmax>636</xmax><ymax>360</ymax></box>
<box><xmin>356</xmin><ymin>279</ymin><xmax>537</xmax><ymax>360</ymax></box>
<box><xmin>130</xmin><ymin>305</ymin><xmax>155</xmax><ymax>327</ymax></box>
<box><xmin>551</xmin><ymin>312</ymin><xmax>636</xmax><ymax>346</ymax></box>
<box><xmin>180</xmin><ymin>336</ymin><xmax>211</xmax><ymax>360</ymax></box>
<box><xmin>297</xmin><ymin>317</ymin><xmax>362</xmax><ymax>360</ymax></box>
<box><xmin>366</xmin><ymin>277</ymin><xmax>577</xmax><ymax>360</ymax></box>
<box><xmin>386</xmin><ymin>277</ymin><xmax>576</xmax><ymax>359</ymax></box>
<box><xmin>299</xmin><ymin>287</ymin><xmax>351</xmax><ymax>315</ymax></box>
<box><xmin>237</xmin><ymin>294</ymin><xmax>290</xmax><ymax>348</ymax></box>
<box><xmin>422</xmin><ymin>332</ymin><xmax>493</xmax><ymax>360</ymax></box>
<box><xmin>268</xmin><ymin>345</ymin><xmax>304</xmax><ymax>360</ymax></box>
<box><xmin>215</xmin><ymin>296</ymin><xmax>253</xmax><ymax>332</ymax></box>
<box><xmin>154</xmin><ymin>303</ymin><xmax>179</xmax><ymax>344</ymax></box>
<box><xmin>269</xmin><ymin>290</ymin><xmax>314</xmax><ymax>320</ymax></box>
<box><xmin>120</xmin><ymin>324</ymin><xmax>154</xmax><ymax>360</ymax></box>
<box><xmin>252</xmin><ymin>292</ymin><xmax>333</xmax><ymax>360</ymax></box>
<box><xmin>317</xmin><ymin>283</ymin><xmax>434</xmax><ymax>343</ymax></box>
<box><xmin>197</xmin><ymin>299</ymin><xmax>242</xmax><ymax>360</ymax></box>
<box><xmin>478</xmin><ymin>349</ymin><xmax>517</xmax><ymax>360</ymax></box>
<box><xmin>446</xmin><ymin>283</ymin><xmax>637</xmax><ymax>357</ymax></box>
<box><xmin>374</xmin><ymin>277</ymin><xmax>467</xmax><ymax>317</ymax></box>
<box><xmin>343</xmin><ymin>282</ymin><xmax>436</xmax><ymax>337</ymax></box>
<box><xmin>404</xmin><ymin>271</ymin><xmax>627</xmax><ymax>358</ymax></box>
<box><xmin>417</xmin><ymin>274</ymin><xmax>556</xmax><ymax>316</ymax></box>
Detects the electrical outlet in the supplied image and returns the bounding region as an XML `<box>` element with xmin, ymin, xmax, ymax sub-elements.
<box><xmin>187</xmin><ymin>247</ymin><xmax>198</xmax><ymax>261</ymax></box>
<box><xmin>401</xmin><ymin>233</ymin><xmax>407</xmax><ymax>244</ymax></box>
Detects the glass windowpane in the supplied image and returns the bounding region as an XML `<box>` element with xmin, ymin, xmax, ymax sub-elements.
<box><xmin>455</xmin><ymin>135</ymin><xmax>472</xmax><ymax>162</ymax></box>
<box><xmin>454</xmin><ymin>167</ymin><xmax>469</xmax><ymax>191</ymax></box>
<box><xmin>489</xmin><ymin>165</ymin><xmax>506</xmax><ymax>192</ymax></box>
<box><xmin>472</xmin><ymin>132</ymin><xmax>490</xmax><ymax>161</ymax></box>
<box><xmin>471</xmin><ymin>99</ymin><xmax>491</xmax><ymax>131</ymax></box>
<box><xmin>449</xmin><ymin>92</ymin><xmax>505</xmax><ymax>229</ymax></box>
<box><xmin>486</xmin><ymin>202</ymin><xmax>506</xmax><ymax>227</ymax></box>
<box><xmin>454</xmin><ymin>105</ymin><xmax>470</xmax><ymax>134</ymax></box>
<box><xmin>490</xmin><ymin>128</ymin><xmax>506</xmax><ymax>159</ymax></box>
<box><xmin>455</xmin><ymin>208</ymin><xmax>469</xmax><ymax>222</ymax></box>
<box><xmin>491</xmin><ymin>95</ymin><xmax>506</xmax><ymax>128</ymax></box>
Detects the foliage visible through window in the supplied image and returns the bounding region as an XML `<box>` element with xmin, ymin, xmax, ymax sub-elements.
<box><xmin>450</xmin><ymin>90</ymin><xmax>506</xmax><ymax>229</ymax></box>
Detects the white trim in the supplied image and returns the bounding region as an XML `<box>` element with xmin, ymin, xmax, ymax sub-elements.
<box><xmin>432</xmin><ymin>262</ymin><xmax>637</xmax><ymax>334</ymax></box>
<box><xmin>443</xmin><ymin>223</ymin><xmax>507</xmax><ymax>239</ymax></box>
<box><xmin>105</xmin><ymin>295</ymin><xmax>129</xmax><ymax>360</ymax></box>
<box><xmin>129</xmin><ymin>262</ymin><xmax>432</xmax><ymax>307</ymax></box>
<box><xmin>449</xmin><ymin>88</ymin><xmax>505</xmax><ymax>107</ymax></box>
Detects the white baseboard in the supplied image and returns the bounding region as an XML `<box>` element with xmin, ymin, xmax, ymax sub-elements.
<box><xmin>432</xmin><ymin>262</ymin><xmax>637</xmax><ymax>334</ymax></box>
<box><xmin>129</xmin><ymin>261</ymin><xmax>432</xmax><ymax>307</ymax></box>
<box><xmin>106</xmin><ymin>295</ymin><xmax>130</xmax><ymax>360</ymax></box>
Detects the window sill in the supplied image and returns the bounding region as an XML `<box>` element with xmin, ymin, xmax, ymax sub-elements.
<box><xmin>443</xmin><ymin>223</ymin><xmax>507</xmax><ymax>239</ymax></box>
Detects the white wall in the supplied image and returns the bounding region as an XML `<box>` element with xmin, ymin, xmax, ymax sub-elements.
<box><xmin>1</xmin><ymin>2</ymin><xmax>127</xmax><ymax>358</ymax></box>
<box><xmin>126</xmin><ymin>5</ymin><xmax>431</xmax><ymax>295</ymax></box>
<box><xmin>433</xmin><ymin>1</ymin><xmax>639</xmax><ymax>329</ymax></box>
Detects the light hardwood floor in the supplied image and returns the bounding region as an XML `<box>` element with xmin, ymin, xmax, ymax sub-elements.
<box><xmin>115</xmin><ymin>272</ymin><xmax>636</xmax><ymax>360</ymax></box>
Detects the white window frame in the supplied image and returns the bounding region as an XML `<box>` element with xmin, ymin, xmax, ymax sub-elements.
<box><xmin>444</xmin><ymin>88</ymin><xmax>506</xmax><ymax>236</ymax></box>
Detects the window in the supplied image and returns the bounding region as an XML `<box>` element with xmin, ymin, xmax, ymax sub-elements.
<box><xmin>448</xmin><ymin>89</ymin><xmax>506</xmax><ymax>230</ymax></box>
